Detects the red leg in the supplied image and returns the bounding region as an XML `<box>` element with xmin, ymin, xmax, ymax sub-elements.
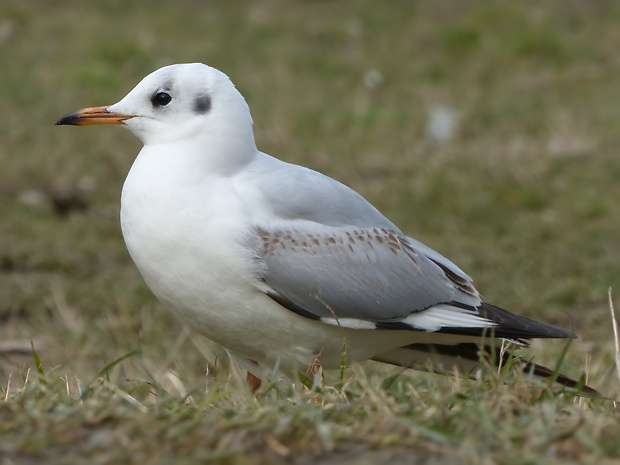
<box><xmin>246</xmin><ymin>371</ymin><xmax>262</xmax><ymax>395</ymax></box>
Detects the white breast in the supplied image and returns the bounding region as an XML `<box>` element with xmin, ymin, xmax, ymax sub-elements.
<box><xmin>120</xmin><ymin>147</ymin><xmax>264</xmax><ymax>339</ymax></box>
<box><xmin>118</xmin><ymin>146</ymin><xmax>424</xmax><ymax>373</ymax></box>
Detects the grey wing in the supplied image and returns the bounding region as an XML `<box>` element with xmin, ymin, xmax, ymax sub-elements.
<box><xmin>240</xmin><ymin>157</ymin><xmax>572</xmax><ymax>339</ymax></box>
<box><xmin>251</xmin><ymin>222</ymin><xmax>481</xmax><ymax>325</ymax></box>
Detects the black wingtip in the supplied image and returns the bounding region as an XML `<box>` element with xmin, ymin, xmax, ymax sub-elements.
<box><xmin>477</xmin><ymin>302</ymin><xmax>576</xmax><ymax>339</ymax></box>
<box><xmin>525</xmin><ymin>359</ymin><xmax>601</xmax><ymax>396</ymax></box>
<box><xmin>396</xmin><ymin>342</ymin><xmax>601</xmax><ymax>396</ymax></box>
<box><xmin>431</xmin><ymin>302</ymin><xmax>576</xmax><ymax>340</ymax></box>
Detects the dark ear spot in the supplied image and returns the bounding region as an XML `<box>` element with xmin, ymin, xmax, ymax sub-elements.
<box><xmin>194</xmin><ymin>95</ymin><xmax>211</xmax><ymax>114</ymax></box>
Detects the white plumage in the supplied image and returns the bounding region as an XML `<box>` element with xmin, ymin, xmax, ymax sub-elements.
<box><xmin>57</xmin><ymin>63</ymin><xmax>585</xmax><ymax>391</ymax></box>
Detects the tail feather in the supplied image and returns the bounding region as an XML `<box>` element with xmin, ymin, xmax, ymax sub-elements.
<box><xmin>373</xmin><ymin>342</ymin><xmax>599</xmax><ymax>396</ymax></box>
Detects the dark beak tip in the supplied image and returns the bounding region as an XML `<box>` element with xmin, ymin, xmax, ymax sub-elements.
<box><xmin>55</xmin><ymin>112</ymin><xmax>76</xmax><ymax>126</ymax></box>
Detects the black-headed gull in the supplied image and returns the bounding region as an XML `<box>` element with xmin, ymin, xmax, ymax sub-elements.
<box><xmin>57</xmin><ymin>63</ymin><xmax>591</xmax><ymax>393</ymax></box>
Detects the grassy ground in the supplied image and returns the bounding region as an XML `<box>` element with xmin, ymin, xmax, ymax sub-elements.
<box><xmin>1</xmin><ymin>1</ymin><xmax>620</xmax><ymax>463</ymax></box>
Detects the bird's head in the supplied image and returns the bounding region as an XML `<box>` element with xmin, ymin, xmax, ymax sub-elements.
<box><xmin>56</xmin><ymin>63</ymin><xmax>255</xmax><ymax>148</ymax></box>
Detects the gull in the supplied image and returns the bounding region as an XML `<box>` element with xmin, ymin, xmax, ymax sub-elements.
<box><xmin>56</xmin><ymin>63</ymin><xmax>591</xmax><ymax>394</ymax></box>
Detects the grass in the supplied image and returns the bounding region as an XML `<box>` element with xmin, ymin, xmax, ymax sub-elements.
<box><xmin>1</xmin><ymin>0</ymin><xmax>620</xmax><ymax>463</ymax></box>
<box><xmin>1</xmin><ymin>353</ymin><xmax>618</xmax><ymax>464</ymax></box>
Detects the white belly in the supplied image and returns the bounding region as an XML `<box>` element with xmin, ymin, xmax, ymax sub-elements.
<box><xmin>120</xmin><ymin>153</ymin><xmax>267</xmax><ymax>350</ymax></box>
<box><xmin>119</xmin><ymin>149</ymin><xmax>420</xmax><ymax>374</ymax></box>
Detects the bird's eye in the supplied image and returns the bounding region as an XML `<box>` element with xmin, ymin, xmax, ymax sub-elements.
<box><xmin>152</xmin><ymin>91</ymin><xmax>172</xmax><ymax>107</ymax></box>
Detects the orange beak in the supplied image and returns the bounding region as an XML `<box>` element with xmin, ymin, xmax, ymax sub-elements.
<box><xmin>55</xmin><ymin>106</ymin><xmax>134</xmax><ymax>126</ymax></box>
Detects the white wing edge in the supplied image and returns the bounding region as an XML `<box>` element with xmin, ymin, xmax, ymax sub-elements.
<box><xmin>320</xmin><ymin>303</ymin><xmax>496</xmax><ymax>332</ymax></box>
